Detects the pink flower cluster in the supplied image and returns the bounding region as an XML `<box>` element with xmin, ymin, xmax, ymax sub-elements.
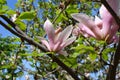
<box><xmin>72</xmin><ymin>0</ymin><xmax>119</xmax><ymax>43</ymax></box>
<box><xmin>40</xmin><ymin>0</ymin><xmax>119</xmax><ymax>54</ymax></box>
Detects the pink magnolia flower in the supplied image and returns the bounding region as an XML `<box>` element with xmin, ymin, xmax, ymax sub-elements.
<box><xmin>71</xmin><ymin>0</ymin><xmax>119</xmax><ymax>43</ymax></box>
<box><xmin>40</xmin><ymin>19</ymin><xmax>76</xmax><ymax>55</ymax></box>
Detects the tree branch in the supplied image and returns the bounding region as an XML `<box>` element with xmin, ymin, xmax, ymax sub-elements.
<box><xmin>106</xmin><ymin>38</ymin><xmax>120</xmax><ymax>80</ymax></box>
<box><xmin>0</xmin><ymin>15</ymin><xmax>26</xmax><ymax>36</ymax></box>
<box><xmin>0</xmin><ymin>15</ymin><xmax>83</xmax><ymax>80</ymax></box>
<box><xmin>0</xmin><ymin>20</ymin><xmax>47</xmax><ymax>52</ymax></box>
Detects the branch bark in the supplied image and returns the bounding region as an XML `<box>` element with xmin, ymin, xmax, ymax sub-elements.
<box><xmin>100</xmin><ymin>0</ymin><xmax>120</xmax><ymax>80</ymax></box>
<box><xmin>106</xmin><ymin>40</ymin><xmax>120</xmax><ymax>80</ymax></box>
<box><xmin>0</xmin><ymin>15</ymin><xmax>84</xmax><ymax>80</ymax></box>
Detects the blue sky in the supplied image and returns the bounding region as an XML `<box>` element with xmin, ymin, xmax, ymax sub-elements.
<box><xmin>0</xmin><ymin>0</ymin><xmax>35</xmax><ymax>80</ymax></box>
<box><xmin>0</xmin><ymin>0</ymin><xmax>17</xmax><ymax>37</ymax></box>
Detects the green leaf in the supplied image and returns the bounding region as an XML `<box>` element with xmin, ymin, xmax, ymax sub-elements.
<box><xmin>15</xmin><ymin>20</ymin><xmax>26</xmax><ymax>31</ymax></box>
<box><xmin>37</xmin><ymin>52</ymin><xmax>45</xmax><ymax>57</ymax></box>
<box><xmin>66</xmin><ymin>5</ymin><xmax>78</xmax><ymax>14</ymax></box>
<box><xmin>20</xmin><ymin>51</ymin><xmax>45</xmax><ymax>57</ymax></box>
<box><xmin>102</xmin><ymin>52</ymin><xmax>108</xmax><ymax>61</ymax></box>
<box><xmin>52</xmin><ymin>62</ymin><xmax>58</xmax><ymax>69</ymax></box>
<box><xmin>88</xmin><ymin>53</ymin><xmax>97</xmax><ymax>61</ymax></box>
<box><xmin>6</xmin><ymin>10</ymin><xmax>16</xmax><ymax>15</ymax></box>
<box><xmin>0</xmin><ymin>63</ymin><xmax>13</xmax><ymax>69</ymax></box>
<box><xmin>102</xmin><ymin>48</ymin><xmax>115</xmax><ymax>60</ymax></box>
<box><xmin>0</xmin><ymin>0</ymin><xmax>6</xmax><ymax>4</ymax></box>
<box><xmin>0</xmin><ymin>5</ymin><xmax>8</xmax><ymax>14</ymax></box>
<box><xmin>71</xmin><ymin>52</ymin><xmax>80</xmax><ymax>58</ymax></box>
<box><xmin>55</xmin><ymin>10</ymin><xmax>68</xmax><ymax>23</ymax></box>
<box><xmin>18</xmin><ymin>11</ymin><xmax>36</xmax><ymax>20</ymax></box>
<box><xmin>72</xmin><ymin>44</ymin><xmax>96</xmax><ymax>54</ymax></box>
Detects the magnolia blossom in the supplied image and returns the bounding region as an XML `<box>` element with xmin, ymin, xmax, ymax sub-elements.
<box><xmin>71</xmin><ymin>0</ymin><xmax>119</xmax><ymax>43</ymax></box>
<box><xmin>40</xmin><ymin>19</ymin><xmax>76</xmax><ymax>55</ymax></box>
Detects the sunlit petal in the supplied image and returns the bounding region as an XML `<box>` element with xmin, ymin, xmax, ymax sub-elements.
<box><xmin>43</xmin><ymin>19</ymin><xmax>55</xmax><ymax>49</ymax></box>
<box><xmin>40</xmin><ymin>37</ymin><xmax>51</xmax><ymax>51</ymax></box>
<box><xmin>53</xmin><ymin>42</ymin><xmax>61</xmax><ymax>51</ymax></box>
<box><xmin>58</xmin><ymin>25</ymin><xmax>73</xmax><ymax>42</ymax></box>
<box><xmin>71</xmin><ymin>13</ymin><xmax>95</xmax><ymax>29</ymax></box>
<box><xmin>60</xmin><ymin>36</ymin><xmax>76</xmax><ymax>49</ymax></box>
<box><xmin>78</xmin><ymin>23</ymin><xmax>97</xmax><ymax>38</ymax></box>
<box><xmin>95</xmin><ymin>16</ymin><xmax>102</xmax><ymax>29</ymax></box>
<box><xmin>71</xmin><ymin>13</ymin><xmax>102</xmax><ymax>38</ymax></box>
<box><xmin>100</xmin><ymin>5</ymin><xmax>112</xmax><ymax>37</ymax></box>
<box><xmin>107</xmin><ymin>21</ymin><xmax>119</xmax><ymax>42</ymax></box>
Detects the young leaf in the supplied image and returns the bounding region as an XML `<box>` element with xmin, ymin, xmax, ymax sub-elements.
<box><xmin>88</xmin><ymin>53</ymin><xmax>97</xmax><ymax>61</ymax></box>
<box><xmin>6</xmin><ymin>10</ymin><xmax>16</xmax><ymax>15</ymax></box>
<box><xmin>18</xmin><ymin>12</ymin><xmax>36</xmax><ymax>20</ymax></box>
<box><xmin>15</xmin><ymin>20</ymin><xmax>26</xmax><ymax>31</ymax></box>
<box><xmin>0</xmin><ymin>5</ymin><xmax>8</xmax><ymax>14</ymax></box>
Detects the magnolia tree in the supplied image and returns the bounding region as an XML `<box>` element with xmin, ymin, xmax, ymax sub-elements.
<box><xmin>0</xmin><ymin>0</ymin><xmax>120</xmax><ymax>80</ymax></box>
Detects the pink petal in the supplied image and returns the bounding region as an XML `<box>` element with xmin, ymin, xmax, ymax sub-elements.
<box><xmin>60</xmin><ymin>36</ymin><xmax>76</xmax><ymax>49</ymax></box>
<box><xmin>57</xmin><ymin>50</ymin><xmax>68</xmax><ymax>56</ymax></box>
<box><xmin>106</xmin><ymin>21</ymin><xmax>119</xmax><ymax>42</ymax></box>
<box><xmin>83</xmin><ymin>33</ymin><xmax>90</xmax><ymax>38</ymax></box>
<box><xmin>113</xmin><ymin>35</ymin><xmax>119</xmax><ymax>43</ymax></box>
<box><xmin>53</xmin><ymin>41</ymin><xmax>61</xmax><ymax>51</ymax></box>
<box><xmin>58</xmin><ymin>25</ymin><xmax>73</xmax><ymax>42</ymax></box>
<box><xmin>43</xmin><ymin>19</ymin><xmax>55</xmax><ymax>49</ymax></box>
<box><xmin>95</xmin><ymin>16</ymin><xmax>102</xmax><ymax>29</ymax></box>
<box><xmin>108</xmin><ymin>35</ymin><xmax>119</xmax><ymax>43</ymax></box>
<box><xmin>111</xmin><ymin>21</ymin><xmax>119</xmax><ymax>35</ymax></box>
<box><xmin>72</xmin><ymin>27</ymin><xmax>80</xmax><ymax>36</ymax></box>
<box><xmin>107</xmin><ymin>0</ymin><xmax>119</xmax><ymax>14</ymax></box>
<box><xmin>78</xmin><ymin>23</ymin><xmax>97</xmax><ymax>38</ymax></box>
<box><xmin>100</xmin><ymin>5</ymin><xmax>112</xmax><ymax>37</ymax></box>
<box><xmin>71</xmin><ymin>13</ymin><xmax>95</xmax><ymax>29</ymax></box>
<box><xmin>71</xmin><ymin>13</ymin><xmax>102</xmax><ymax>38</ymax></box>
<box><xmin>40</xmin><ymin>37</ymin><xmax>51</xmax><ymax>51</ymax></box>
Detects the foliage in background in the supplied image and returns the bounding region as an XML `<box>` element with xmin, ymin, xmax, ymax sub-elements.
<box><xmin>0</xmin><ymin>0</ymin><xmax>120</xmax><ymax>80</ymax></box>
